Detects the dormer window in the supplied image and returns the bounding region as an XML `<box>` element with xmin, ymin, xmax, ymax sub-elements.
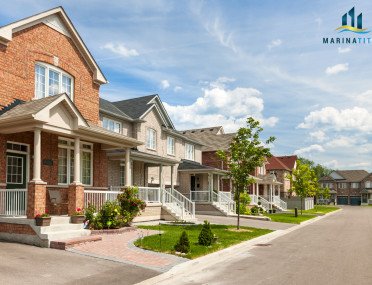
<box><xmin>35</xmin><ymin>62</ymin><xmax>74</xmax><ymax>99</ymax></box>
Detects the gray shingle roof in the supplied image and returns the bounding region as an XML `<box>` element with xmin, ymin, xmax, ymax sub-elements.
<box><xmin>0</xmin><ymin>94</ymin><xmax>65</xmax><ymax>120</ymax></box>
<box><xmin>99</xmin><ymin>98</ymin><xmax>132</xmax><ymax>120</ymax></box>
<box><xmin>178</xmin><ymin>159</ymin><xmax>222</xmax><ymax>171</ymax></box>
<box><xmin>112</xmin><ymin>95</ymin><xmax>157</xmax><ymax>119</ymax></box>
<box><xmin>322</xmin><ymin>170</ymin><xmax>369</xmax><ymax>182</ymax></box>
<box><xmin>182</xmin><ymin>129</ymin><xmax>236</xmax><ymax>151</ymax></box>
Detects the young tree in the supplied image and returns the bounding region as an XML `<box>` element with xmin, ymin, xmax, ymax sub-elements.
<box><xmin>287</xmin><ymin>160</ymin><xmax>318</xmax><ymax>214</ymax></box>
<box><xmin>217</xmin><ymin>117</ymin><xmax>275</xmax><ymax>229</ymax></box>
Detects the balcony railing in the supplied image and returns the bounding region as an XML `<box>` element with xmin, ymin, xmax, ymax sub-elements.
<box><xmin>0</xmin><ymin>189</ymin><xmax>27</xmax><ymax>216</ymax></box>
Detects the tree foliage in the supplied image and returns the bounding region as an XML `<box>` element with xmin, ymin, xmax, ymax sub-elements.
<box><xmin>217</xmin><ymin>117</ymin><xmax>275</xmax><ymax>229</ymax></box>
<box><xmin>198</xmin><ymin>220</ymin><xmax>214</xmax><ymax>246</ymax></box>
<box><xmin>297</xmin><ymin>157</ymin><xmax>332</xmax><ymax>179</ymax></box>
<box><xmin>174</xmin><ymin>231</ymin><xmax>190</xmax><ymax>253</ymax></box>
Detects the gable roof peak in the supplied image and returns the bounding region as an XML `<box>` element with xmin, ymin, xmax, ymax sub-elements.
<box><xmin>0</xmin><ymin>6</ymin><xmax>107</xmax><ymax>84</ymax></box>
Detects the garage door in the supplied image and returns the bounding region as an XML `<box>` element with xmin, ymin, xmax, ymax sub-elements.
<box><xmin>337</xmin><ymin>196</ymin><xmax>348</xmax><ymax>205</ymax></box>
<box><xmin>350</xmin><ymin>196</ymin><xmax>361</xmax><ymax>206</ymax></box>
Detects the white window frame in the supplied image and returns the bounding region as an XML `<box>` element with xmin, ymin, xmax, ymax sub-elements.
<box><xmin>365</xmin><ymin>181</ymin><xmax>372</xmax><ymax>188</ymax></box>
<box><xmin>338</xmin><ymin>182</ymin><xmax>348</xmax><ymax>189</ymax></box>
<box><xmin>34</xmin><ymin>62</ymin><xmax>74</xmax><ymax>100</ymax></box>
<box><xmin>185</xmin><ymin>143</ymin><xmax>195</xmax><ymax>161</ymax></box>
<box><xmin>167</xmin><ymin>136</ymin><xmax>175</xmax><ymax>156</ymax></box>
<box><xmin>102</xmin><ymin>117</ymin><xmax>122</xmax><ymax>134</ymax></box>
<box><xmin>58</xmin><ymin>138</ymin><xmax>93</xmax><ymax>186</ymax></box>
<box><xmin>146</xmin><ymin>128</ymin><xmax>156</xmax><ymax>150</ymax></box>
<box><xmin>351</xmin><ymin>182</ymin><xmax>359</xmax><ymax>189</ymax></box>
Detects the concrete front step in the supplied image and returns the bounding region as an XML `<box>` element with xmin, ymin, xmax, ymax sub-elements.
<box><xmin>43</xmin><ymin>229</ymin><xmax>91</xmax><ymax>241</ymax></box>
<box><xmin>40</xmin><ymin>223</ymin><xmax>84</xmax><ymax>234</ymax></box>
<box><xmin>50</xmin><ymin>235</ymin><xmax>102</xmax><ymax>250</ymax></box>
<box><xmin>50</xmin><ymin>216</ymin><xmax>72</xmax><ymax>225</ymax></box>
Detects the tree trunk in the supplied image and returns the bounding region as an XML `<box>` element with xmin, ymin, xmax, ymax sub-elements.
<box><xmin>237</xmin><ymin>190</ymin><xmax>240</xmax><ymax>230</ymax></box>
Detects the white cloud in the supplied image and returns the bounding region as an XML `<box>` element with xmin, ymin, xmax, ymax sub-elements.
<box><xmin>325</xmin><ymin>136</ymin><xmax>356</xmax><ymax>148</ymax></box>
<box><xmin>163</xmin><ymin>79</ymin><xmax>278</xmax><ymax>132</ymax></box>
<box><xmin>102</xmin><ymin>42</ymin><xmax>139</xmax><ymax>57</ymax></box>
<box><xmin>268</xmin><ymin>39</ymin><xmax>282</xmax><ymax>50</ymax></box>
<box><xmin>294</xmin><ymin>144</ymin><xmax>325</xmax><ymax>155</ymax></box>
<box><xmin>298</xmin><ymin>107</ymin><xmax>372</xmax><ymax>133</ymax></box>
<box><xmin>174</xmin><ymin>86</ymin><xmax>183</xmax><ymax>92</ymax></box>
<box><xmin>325</xmin><ymin>63</ymin><xmax>349</xmax><ymax>75</ymax></box>
<box><xmin>338</xmin><ymin>47</ymin><xmax>351</xmax><ymax>54</ymax></box>
<box><xmin>161</xmin><ymin>79</ymin><xmax>170</xmax><ymax>89</ymax></box>
<box><xmin>309</xmin><ymin>130</ymin><xmax>326</xmax><ymax>142</ymax></box>
<box><xmin>204</xmin><ymin>17</ymin><xmax>237</xmax><ymax>53</ymax></box>
<box><xmin>356</xmin><ymin>90</ymin><xmax>372</xmax><ymax>108</ymax></box>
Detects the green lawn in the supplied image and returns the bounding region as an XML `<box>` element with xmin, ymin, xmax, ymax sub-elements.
<box><xmin>135</xmin><ymin>224</ymin><xmax>272</xmax><ymax>259</ymax></box>
<box><xmin>288</xmin><ymin>205</ymin><xmax>340</xmax><ymax>215</ymax></box>
<box><xmin>264</xmin><ymin>213</ymin><xmax>317</xmax><ymax>224</ymax></box>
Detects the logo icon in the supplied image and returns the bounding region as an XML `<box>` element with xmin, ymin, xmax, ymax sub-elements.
<box><xmin>336</xmin><ymin>7</ymin><xmax>370</xmax><ymax>34</ymax></box>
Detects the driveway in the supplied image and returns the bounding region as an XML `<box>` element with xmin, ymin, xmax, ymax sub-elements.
<box><xmin>197</xmin><ymin>214</ymin><xmax>295</xmax><ymax>230</ymax></box>
<box><xmin>0</xmin><ymin>241</ymin><xmax>158</xmax><ymax>285</ymax></box>
<box><xmin>140</xmin><ymin>206</ymin><xmax>372</xmax><ymax>285</ymax></box>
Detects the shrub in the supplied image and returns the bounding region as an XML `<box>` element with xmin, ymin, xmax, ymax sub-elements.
<box><xmin>117</xmin><ymin>186</ymin><xmax>146</xmax><ymax>224</ymax></box>
<box><xmin>237</xmin><ymin>192</ymin><xmax>252</xmax><ymax>214</ymax></box>
<box><xmin>84</xmin><ymin>203</ymin><xmax>96</xmax><ymax>223</ymax></box>
<box><xmin>94</xmin><ymin>200</ymin><xmax>127</xmax><ymax>229</ymax></box>
<box><xmin>198</xmin><ymin>220</ymin><xmax>214</xmax><ymax>246</ymax></box>
<box><xmin>250</xmin><ymin>205</ymin><xmax>259</xmax><ymax>215</ymax></box>
<box><xmin>174</xmin><ymin>231</ymin><xmax>190</xmax><ymax>253</ymax></box>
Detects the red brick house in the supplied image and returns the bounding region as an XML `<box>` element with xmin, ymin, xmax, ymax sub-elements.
<box><xmin>0</xmin><ymin>7</ymin><xmax>146</xmax><ymax>245</ymax></box>
<box><xmin>266</xmin><ymin>155</ymin><xmax>297</xmax><ymax>198</ymax></box>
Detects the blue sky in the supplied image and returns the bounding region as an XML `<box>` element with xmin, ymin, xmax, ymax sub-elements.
<box><xmin>1</xmin><ymin>0</ymin><xmax>372</xmax><ymax>170</ymax></box>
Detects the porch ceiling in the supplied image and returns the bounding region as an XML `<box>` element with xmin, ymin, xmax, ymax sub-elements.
<box><xmin>107</xmin><ymin>149</ymin><xmax>179</xmax><ymax>166</ymax></box>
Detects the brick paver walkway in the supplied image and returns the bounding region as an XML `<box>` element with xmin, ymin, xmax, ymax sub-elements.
<box><xmin>67</xmin><ymin>229</ymin><xmax>187</xmax><ymax>272</ymax></box>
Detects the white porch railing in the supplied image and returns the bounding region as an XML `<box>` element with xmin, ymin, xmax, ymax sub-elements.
<box><xmin>84</xmin><ymin>187</ymin><xmax>195</xmax><ymax>220</ymax></box>
<box><xmin>250</xmin><ymin>194</ymin><xmax>259</xmax><ymax>205</ymax></box>
<box><xmin>220</xmin><ymin>191</ymin><xmax>233</xmax><ymax>200</ymax></box>
<box><xmin>0</xmin><ymin>189</ymin><xmax>27</xmax><ymax>216</ymax></box>
<box><xmin>369</xmin><ymin>199</ymin><xmax>372</xmax><ymax>205</ymax></box>
<box><xmin>167</xmin><ymin>188</ymin><xmax>195</xmax><ymax>218</ymax></box>
<box><xmin>191</xmin><ymin>191</ymin><xmax>210</xmax><ymax>202</ymax></box>
<box><xmin>84</xmin><ymin>190</ymin><xmax>121</xmax><ymax>211</ymax></box>
<box><xmin>273</xmin><ymin>196</ymin><xmax>287</xmax><ymax>211</ymax></box>
<box><xmin>258</xmin><ymin>196</ymin><xmax>270</xmax><ymax>211</ymax></box>
<box><xmin>212</xmin><ymin>191</ymin><xmax>236</xmax><ymax>214</ymax></box>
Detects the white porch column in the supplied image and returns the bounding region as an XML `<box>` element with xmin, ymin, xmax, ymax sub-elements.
<box><xmin>270</xmin><ymin>184</ymin><xmax>273</xmax><ymax>210</ymax></box>
<box><xmin>170</xmin><ymin>165</ymin><xmax>174</xmax><ymax>190</ymax></box>
<box><xmin>217</xmin><ymin>175</ymin><xmax>220</xmax><ymax>192</ymax></box>
<box><xmin>159</xmin><ymin>164</ymin><xmax>163</xmax><ymax>188</ymax></box>
<box><xmin>32</xmin><ymin>128</ymin><xmax>42</xmax><ymax>182</ymax></box>
<box><xmin>125</xmin><ymin>148</ymin><xmax>131</xmax><ymax>186</ymax></box>
<box><xmin>73</xmin><ymin>137</ymin><xmax>81</xmax><ymax>184</ymax></box>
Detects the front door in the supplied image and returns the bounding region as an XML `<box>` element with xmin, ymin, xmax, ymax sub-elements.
<box><xmin>190</xmin><ymin>175</ymin><xmax>196</xmax><ymax>191</ymax></box>
<box><xmin>5</xmin><ymin>152</ymin><xmax>27</xmax><ymax>215</ymax></box>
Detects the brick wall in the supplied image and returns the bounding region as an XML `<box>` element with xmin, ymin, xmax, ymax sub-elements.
<box><xmin>0</xmin><ymin>23</ymin><xmax>101</xmax><ymax>124</ymax></box>
<box><xmin>0</xmin><ymin>223</ymin><xmax>36</xmax><ymax>235</ymax></box>
<box><xmin>93</xmin><ymin>143</ymin><xmax>108</xmax><ymax>187</ymax></box>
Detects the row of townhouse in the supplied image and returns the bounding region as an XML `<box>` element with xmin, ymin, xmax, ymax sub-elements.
<box><xmin>319</xmin><ymin>170</ymin><xmax>372</xmax><ymax>205</ymax></box>
<box><xmin>0</xmin><ymin>7</ymin><xmax>294</xmax><ymax>246</ymax></box>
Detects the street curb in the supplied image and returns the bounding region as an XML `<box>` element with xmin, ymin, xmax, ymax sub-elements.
<box><xmin>135</xmin><ymin>207</ymin><xmax>342</xmax><ymax>285</ymax></box>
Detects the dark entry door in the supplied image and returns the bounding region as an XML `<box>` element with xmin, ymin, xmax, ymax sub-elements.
<box><xmin>5</xmin><ymin>153</ymin><xmax>27</xmax><ymax>215</ymax></box>
<box><xmin>190</xmin><ymin>176</ymin><xmax>196</xmax><ymax>191</ymax></box>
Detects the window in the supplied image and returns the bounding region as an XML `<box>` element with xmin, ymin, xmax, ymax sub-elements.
<box><xmin>58</xmin><ymin>138</ymin><xmax>92</xmax><ymax>186</ymax></box>
<box><xmin>322</xmin><ymin>182</ymin><xmax>334</xmax><ymax>189</ymax></box>
<box><xmin>102</xmin><ymin>117</ymin><xmax>122</xmax><ymax>134</ymax></box>
<box><xmin>6</xmin><ymin>156</ymin><xmax>23</xmax><ymax>184</ymax></box>
<box><xmin>338</xmin><ymin>182</ymin><xmax>348</xmax><ymax>189</ymax></box>
<box><xmin>35</xmin><ymin>63</ymin><xmax>74</xmax><ymax>99</ymax></box>
<box><xmin>185</xmin><ymin>143</ymin><xmax>194</xmax><ymax>160</ymax></box>
<box><xmin>167</xmin><ymin>136</ymin><xmax>175</xmax><ymax>155</ymax></box>
<box><xmin>146</xmin><ymin>128</ymin><xmax>156</xmax><ymax>150</ymax></box>
<box><xmin>351</xmin><ymin>182</ymin><xmax>360</xmax><ymax>189</ymax></box>
<box><xmin>365</xmin><ymin>181</ymin><xmax>372</xmax><ymax>188</ymax></box>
